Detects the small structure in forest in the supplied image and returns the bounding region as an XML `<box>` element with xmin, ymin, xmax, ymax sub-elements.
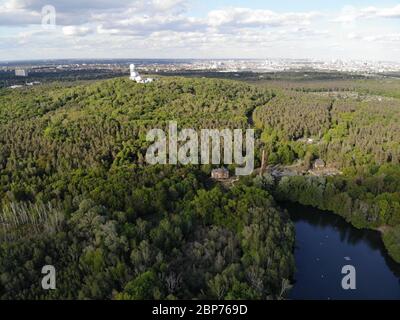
<box><xmin>211</xmin><ymin>167</ymin><xmax>230</xmax><ymax>180</ymax></box>
<box><xmin>314</xmin><ymin>159</ymin><xmax>326</xmax><ymax>170</ymax></box>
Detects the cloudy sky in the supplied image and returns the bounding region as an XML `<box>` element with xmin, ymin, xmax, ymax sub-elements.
<box><xmin>1</xmin><ymin>0</ymin><xmax>400</xmax><ymax>61</ymax></box>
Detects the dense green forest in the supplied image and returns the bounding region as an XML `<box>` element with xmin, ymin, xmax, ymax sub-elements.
<box><xmin>0</xmin><ymin>78</ymin><xmax>294</xmax><ymax>299</ymax></box>
<box><xmin>0</xmin><ymin>165</ymin><xmax>294</xmax><ymax>299</ymax></box>
<box><xmin>0</xmin><ymin>75</ymin><xmax>399</xmax><ymax>299</ymax></box>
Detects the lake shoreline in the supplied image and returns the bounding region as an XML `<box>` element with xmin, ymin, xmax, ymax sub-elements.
<box><xmin>277</xmin><ymin>198</ymin><xmax>400</xmax><ymax>265</ymax></box>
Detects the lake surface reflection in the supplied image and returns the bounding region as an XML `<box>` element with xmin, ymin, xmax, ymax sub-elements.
<box><xmin>285</xmin><ymin>203</ymin><xmax>400</xmax><ymax>300</ymax></box>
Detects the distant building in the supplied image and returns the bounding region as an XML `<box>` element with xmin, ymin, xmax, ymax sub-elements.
<box><xmin>211</xmin><ymin>168</ymin><xmax>230</xmax><ymax>180</ymax></box>
<box><xmin>129</xmin><ymin>64</ymin><xmax>153</xmax><ymax>84</ymax></box>
<box><xmin>314</xmin><ymin>159</ymin><xmax>326</xmax><ymax>170</ymax></box>
<box><xmin>15</xmin><ymin>68</ymin><xmax>29</xmax><ymax>77</ymax></box>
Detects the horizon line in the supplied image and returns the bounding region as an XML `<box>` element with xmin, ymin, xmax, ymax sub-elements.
<box><xmin>1</xmin><ymin>57</ymin><xmax>400</xmax><ymax>64</ymax></box>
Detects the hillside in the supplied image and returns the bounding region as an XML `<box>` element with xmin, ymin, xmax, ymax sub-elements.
<box><xmin>0</xmin><ymin>77</ymin><xmax>294</xmax><ymax>300</ymax></box>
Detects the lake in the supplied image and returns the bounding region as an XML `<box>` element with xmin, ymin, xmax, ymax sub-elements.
<box><xmin>285</xmin><ymin>203</ymin><xmax>400</xmax><ymax>300</ymax></box>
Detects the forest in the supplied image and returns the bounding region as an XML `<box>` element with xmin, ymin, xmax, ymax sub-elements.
<box><xmin>251</xmin><ymin>76</ymin><xmax>400</xmax><ymax>263</ymax></box>
<box><xmin>0</xmin><ymin>74</ymin><xmax>399</xmax><ymax>299</ymax></box>
<box><xmin>0</xmin><ymin>78</ymin><xmax>293</xmax><ymax>299</ymax></box>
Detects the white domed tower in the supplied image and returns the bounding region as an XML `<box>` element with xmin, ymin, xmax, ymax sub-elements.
<box><xmin>129</xmin><ymin>63</ymin><xmax>152</xmax><ymax>83</ymax></box>
<box><xmin>130</xmin><ymin>64</ymin><xmax>139</xmax><ymax>80</ymax></box>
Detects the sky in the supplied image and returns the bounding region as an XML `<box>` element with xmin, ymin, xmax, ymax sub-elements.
<box><xmin>0</xmin><ymin>0</ymin><xmax>400</xmax><ymax>61</ymax></box>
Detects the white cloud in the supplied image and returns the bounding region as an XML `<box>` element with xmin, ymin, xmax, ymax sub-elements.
<box><xmin>3</xmin><ymin>0</ymin><xmax>139</xmax><ymax>12</ymax></box>
<box><xmin>362</xmin><ymin>5</ymin><xmax>400</xmax><ymax>18</ymax></box>
<box><xmin>96</xmin><ymin>25</ymin><xmax>120</xmax><ymax>35</ymax></box>
<box><xmin>0</xmin><ymin>0</ymin><xmax>189</xmax><ymax>26</ymax></box>
<box><xmin>333</xmin><ymin>6</ymin><xmax>362</xmax><ymax>23</ymax></box>
<box><xmin>1</xmin><ymin>1</ymin><xmax>400</xmax><ymax>61</ymax></box>
<box><xmin>62</xmin><ymin>25</ymin><xmax>92</xmax><ymax>36</ymax></box>
<box><xmin>151</xmin><ymin>0</ymin><xmax>187</xmax><ymax>12</ymax></box>
<box><xmin>347</xmin><ymin>32</ymin><xmax>400</xmax><ymax>43</ymax></box>
<box><xmin>94</xmin><ymin>7</ymin><xmax>320</xmax><ymax>37</ymax></box>
<box><xmin>334</xmin><ymin>4</ymin><xmax>400</xmax><ymax>23</ymax></box>
<box><xmin>207</xmin><ymin>8</ymin><xmax>320</xmax><ymax>29</ymax></box>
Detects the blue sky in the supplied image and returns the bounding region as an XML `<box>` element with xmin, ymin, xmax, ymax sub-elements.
<box><xmin>1</xmin><ymin>0</ymin><xmax>400</xmax><ymax>61</ymax></box>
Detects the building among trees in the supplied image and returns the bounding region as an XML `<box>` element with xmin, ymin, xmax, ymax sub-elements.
<box><xmin>314</xmin><ymin>159</ymin><xmax>326</xmax><ymax>170</ymax></box>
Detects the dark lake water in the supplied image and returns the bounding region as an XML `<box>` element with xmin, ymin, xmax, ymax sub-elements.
<box><xmin>285</xmin><ymin>203</ymin><xmax>400</xmax><ymax>300</ymax></box>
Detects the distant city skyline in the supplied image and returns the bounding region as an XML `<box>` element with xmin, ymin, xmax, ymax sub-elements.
<box><xmin>1</xmin><ymin>0</ymin><xmax>400</xmax><ymax>61</ymax></box>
